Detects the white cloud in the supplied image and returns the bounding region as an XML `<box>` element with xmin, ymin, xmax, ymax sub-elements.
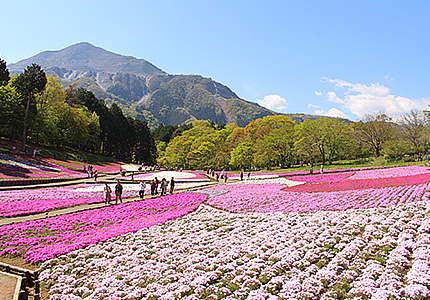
<box><xmin>257</xmin><ymin>94</ymin><xmax>288</xmax><ymax>111</ymax></box>
<box><xmin>308</xmin><ymin>103</ymin><xmax>349</xmax><ymax>119</ymax></box>
<box><xmin>326</xmin><ymin>108</ymin><xmax>349</xmax><ymax>119</ymax></box>
<box><xmin>314</xmin><ymin>91</ymin><xmax>322</xmax><ymax>96</ymax></box>
<box><xmin>308</xmin><ymin>103</ymin><xmax>320</xmax><ymax>109</ymax></box>
<box><xmin>322</xmin><ymin>77</ymin><xmax>390</xmax><ymax>97</ymax></box>
<box><xmin>322</xmin><ymin>77</ymin><xmax>430</xmax><ymax>118</ymax></box>
<box><xmin>326</xmin><ymin>92</ymin><xmax>344</xmax><ymax>104</ymax></box>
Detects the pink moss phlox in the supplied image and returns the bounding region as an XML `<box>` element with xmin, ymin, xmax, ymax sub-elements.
<box><xmin>0</xmin><ymin>192</ymin><xmax>207</xmax><ymax>263</ymax></box>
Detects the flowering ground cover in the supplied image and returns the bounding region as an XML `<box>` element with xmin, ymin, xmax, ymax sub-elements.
<box><xmin>348</xmin><ymin>165</ymin><xmax>430</xmax><ymax>180</ymax></box>
<box><xmin>39</xmin><ymin>202</ymin><xmax>430</xmax><ymax>299</ymax></box>
<box><xmin>0</xmin><ymin>184</ymin><xmax>138</xmax><ymax>217</ymax></box>
<box><xmin>2</xmin><ymin>165</ymin><xmax>430</xmax><ymax>299</ymax></box>
<box><xmin>285</xmin><ymin>172</ymin><xmax>430</xmax><ymax>193</ymax></box>
<box><xmin>205</xmin><ymin>166</ymin><xmax>430</xmax><ymax>213</ymax></box>
<box><xmin>0</xmin><ymin>154</ymin><xmax>87</xmax><ymax>182</ymax></box>
<box><xmin>205</xmin><ymin>182</ymin><xmax>430</xmax><ymax>213</ymax></box>
<box><xmin>0</xmin><ymin>192</ymin><xmax>207</xmax><ymax>263</ymax></box>
<box><xmin>0</xmin><ymin>153</ymin><xmax>125</xmax><ymax>184</ymax></box>
<box><xmin>43</xmin><ymin>158</ymin><xmax>123</xmax><ymax>174</ymax></box>
<box><xmin>118</xmin><ymin>170</ymin><xmax>210</xmax><ymax>181</ymax></box>
<box><xmin>284</xmin><ymin>171</ymin><xmax>355</xmax><ymax>183</ymax></box>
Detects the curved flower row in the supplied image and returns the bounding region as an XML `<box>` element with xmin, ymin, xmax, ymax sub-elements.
<box><xmin>0</xmin><ymin>184</ymin><xmax>138</xmax><ymax>218</ymax></box>
<box><xmin>0</xmin><ymin>163</ymin><xmax>87</xmax><ymax>182</ymax></box>
<box><xmin>0</xmin><ymin>192</ymin><xmax>207</xmax><ymax>263</ymax></box>
<box><xmin>284</xmin><ymin>172</ymin><xmax>355</xmax><ymax>183</ymax></box>
<box><xmin>39</xmin><ymin>202</ymin><xmax>430</xmax><ymax>299</ymax></box>
<box><xmin>347</xmin><ymin>165</ymin><xmax>430</xmax><ymax>180</ymax></box>
<box><xmin>285</xmin><ymin>172</ymin><xmax>430</xmax><ymax>193</ymax></box>
<box><xmin>205</xmin><ymin>182</ymin><xmax>430</xmax><ymax>213</ymax></box>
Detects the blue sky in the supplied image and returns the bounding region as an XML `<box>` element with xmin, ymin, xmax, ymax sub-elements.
<box><xmin>1</xmin><ymin>0</ymin><xmax>430</xmax><ymax>121</ymax></box>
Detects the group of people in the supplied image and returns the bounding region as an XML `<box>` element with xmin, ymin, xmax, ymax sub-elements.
<box><xmin>103</xmin><ymin>177</ymin><xmax>175</xmax><ymax>204</ymax></box>
<box><xmin>84</xmin><ymin>165</ymin><xmax>98</xmax><ymax>180</ymax></box>
<box><xmin>103</xmin><ymin>180</ymin><xmax>123</xmax><ymax>205</ymax></box>
<box><xmin>148</xmin><ymin>177</ymin><xmax>175</xmax><ymax>196</ymax></box>
<box><xmin>207</xmin><ymin>169</ymin><xmax>251</xmax><ymax>182</ymax></box>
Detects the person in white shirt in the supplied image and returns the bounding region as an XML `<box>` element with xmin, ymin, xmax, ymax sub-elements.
<box><xmin>139</xmin><ymin>180</ymin><xmax>146</xmax><ymax>199</ymax></box>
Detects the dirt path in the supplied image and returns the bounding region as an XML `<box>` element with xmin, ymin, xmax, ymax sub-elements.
<box><xmin>0</xmin><ymin>272</ymin><xmax>19</xmax><ymax>300</ymax></box>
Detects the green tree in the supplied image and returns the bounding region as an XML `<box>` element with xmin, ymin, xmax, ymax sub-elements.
<box><xmin>13</xmin><ymin>64</ymin><xmax>47</xmax><ymax>151</ymax></box>
<box><xmin>245</xmin><ymin>115</ymin><xmax>295</xmax><ymax>143</ymax></box>
<box><xmin>353</xmin><ymin>113</ymin><xmax>394</xmax><ymax>157</ymax></box>
<box><xmin>0</xmin><ymin>58</ymin><xmax>10</xmax><ymax>87</ymax></box>
<box><xmin>230</xmin><ymin>142</ymin><xmax>255</xmax><ymax>170</ymax></box>
<box><xmin>382</xmin><ymin>139</ymin><xmax>414</xmax><ymax>160</ymax></box>
<box><xmin>255</xmin><ymin>123</ymin><xmax>296</xmax><ymax>168</ymax></box>
<box><xmin>400</xmin><ymin>109</ymin><xmax>428</xmax><ymax>153</ymax></box>
<box><xmin>0</xmin><ymin>79</ymin><xmax>23</xmax><ymax>140</ymax></box>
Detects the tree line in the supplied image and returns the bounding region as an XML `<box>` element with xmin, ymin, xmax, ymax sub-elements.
<box><xmin>156</xmin><ymin>111</ymin><xmax>430</xmax><ymax>170</ymax></box>
<box><xmin>0</xmin><ymin>61</ymin><xmax>157</xmax><ymax>164</ymax></box>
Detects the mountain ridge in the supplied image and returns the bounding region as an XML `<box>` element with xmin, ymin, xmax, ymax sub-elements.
<box><xmin>8</xmin><ymin>42</ymin><xmax>332</xmax><ymax>129</ymax></box>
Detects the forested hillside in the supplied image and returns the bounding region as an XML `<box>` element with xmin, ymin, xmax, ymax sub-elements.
<box><xmin>0</xmin><ymin>60</ymin><xmax>157</xmax><ymax>164</ymax></box>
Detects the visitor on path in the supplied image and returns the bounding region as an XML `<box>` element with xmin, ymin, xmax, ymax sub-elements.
<box><xmin>115</xmin><ymin>180</ymin><xmax>123</xmax><ymax>204</ymax></box>
<box><xmin>170</xmin><ymin>177</ymin><xmax>175</xmax><ymax>194</ymax></box>
<box><xmin>310</xmin><ymin>166</ymin><xmax>313</xmax><ymax>175</ymax></box>
<box><xmin>224</xmin><ymin>173</ymin><xmax>228</xmax><ymax>183</ymax></box>
<box><xmin>247</xmin><ymin>172</ymin><xmax>251</xmax><ymax>180</ymax></box>
<box><xmin>160</xmin><ymin>178</ymin><xmax>167</xmax><ymax>196</ymax></box>
<box><xmin>150</xmin><ymin>179</ymin><xmax>156</xmax><ymax>196</ymax></box>
<box><xmin>216</xmin><ymin>173</ymin><xmax>219</xmax><ymax>181</ymax></box>
<box><xmin>154</xmin><ymin>177</ymin><xmax>159</xmax><ymax>195</ymax></box>
<box><xmin>240</xmin><ymin>171</ymin><xmax>244</xmax><ymax>181</ymax></box>
<box><xmin>94</xmin><ymin>170</ymin><xmax>98</xmax><ymax>181</ymax></box>
<box><xmin>139</xmin><ymin>180</ymin><xmax>146</xmax><ymax>199</ymax></box>
<box><xmin>104</xmin><ymin>183</ymin><xmax>112</xmax><ymax>204</ymax></box>
<box><xmin>320</xmin><ymin>165</ymin><xmax>324</xmax><ymax>174</ymax></box>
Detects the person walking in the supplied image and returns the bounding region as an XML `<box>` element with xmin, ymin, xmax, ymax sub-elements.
<box><xmin>115</xmin><ymin>180</ymin><xmax>123</xmax><ymax>204</ymax></box>
<box><xmin>104</xmin><ymin>183</ymin><xmax>112</xmax><ymax>204</ymax></box>
<box><xmin>170</xmin><ymin>177</ymin><xmax>175</xmax><ymax>194</ymax></box>
<box><xmin>240</xmin><ymin>171</ymin><xmax>244</xmax><ymax>181</ymax></box>
<box><xmin>160</xmin><ymin>178</ymin><xmax>167</xmax><ymax>196</ymax></box>
<box><xmin>150</xmin><ymin>179</ymin><xmax>156</xmax><ymax>196</ymax></box>
<box><xmin>154</xmin><ymin>177</ymin><xmax>159</xmax><ymax>195</ymax></box>
<box><xmin>94</xmin><ymin>169</ymin><xmax>98</xmax><ymax>181</ymax></box>
<box><xmin>139</xmin><ymin>180</ymin><xmax>146</xmax><ymax>199</ymax></box>
<box><xmin>224</xmin><ymin>173</ymin><xmax>228</xmax><ymax>183</ymax></box>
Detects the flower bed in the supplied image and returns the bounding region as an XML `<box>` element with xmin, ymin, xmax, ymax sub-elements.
<box><xmin>284</xmin><ymin>172</ymin><xmax>355</xmax><ymax>183</ymax></box>
<box><xmin>117</xmin><ymin>170</ymin><xmax>209</xmax><ymax>181</ymax></box>
<box><xmin>0</xmin><ymin>184</ymin><xmax>137</xmax><ymax>217</ymax></box>
<box><xmin>43</xmin><ymin>158</ymin><xmax>123</xmax><ymax>174</ymax></box>
<box><xmin>347</xmin><ymin>165</ymin><xmax>430</xmax><ymax>180</ymax></box>
<box><xmin>205</xmin><ymin>182</ymin><xmax>430</xmax><ymax>213</ymax></box>
<box><xmin>0</xmin><ymin>154</ymin><xmax>87</xmax><ymax>182</ymax></box>
<box><xmin>285</xmin><ymin>172</ymin><xmax>430</xmax><ymax>193</ymax></box>
<box><xmin>0</xmin><ymin>192</ymin><xmax>207</xmax><ymax>263</ymax></box>
<box><xmin>39</xmin><ymin>202</ymin><xmax>430</xmax><ymax>299</ymax></box>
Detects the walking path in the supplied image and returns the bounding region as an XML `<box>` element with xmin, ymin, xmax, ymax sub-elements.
<box><xmin>0</xmin><ymin>181</ymin><xmax>219</xmax><ymax>226</ymax></box>
<box><xmin>0</xmin><ymin>271</ymin><xmax>20</xmax><ymax>300</ymax></box>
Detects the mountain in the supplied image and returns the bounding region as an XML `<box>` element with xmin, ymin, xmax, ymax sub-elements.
<box><xmin>7</xmin><ymin>42</ymin><xmax>324</xmax><ymax>129</ymax></box>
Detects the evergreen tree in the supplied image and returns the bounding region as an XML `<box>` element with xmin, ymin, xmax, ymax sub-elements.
<box><xmin>13</xmin><ymin>64</ymin><xmax>47</xmax><ymax>151</ymax></box>
<box><xmin>0</xmin><ymin>59</ymin><xmax>10</xmax><ymax>87</ymax></box>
